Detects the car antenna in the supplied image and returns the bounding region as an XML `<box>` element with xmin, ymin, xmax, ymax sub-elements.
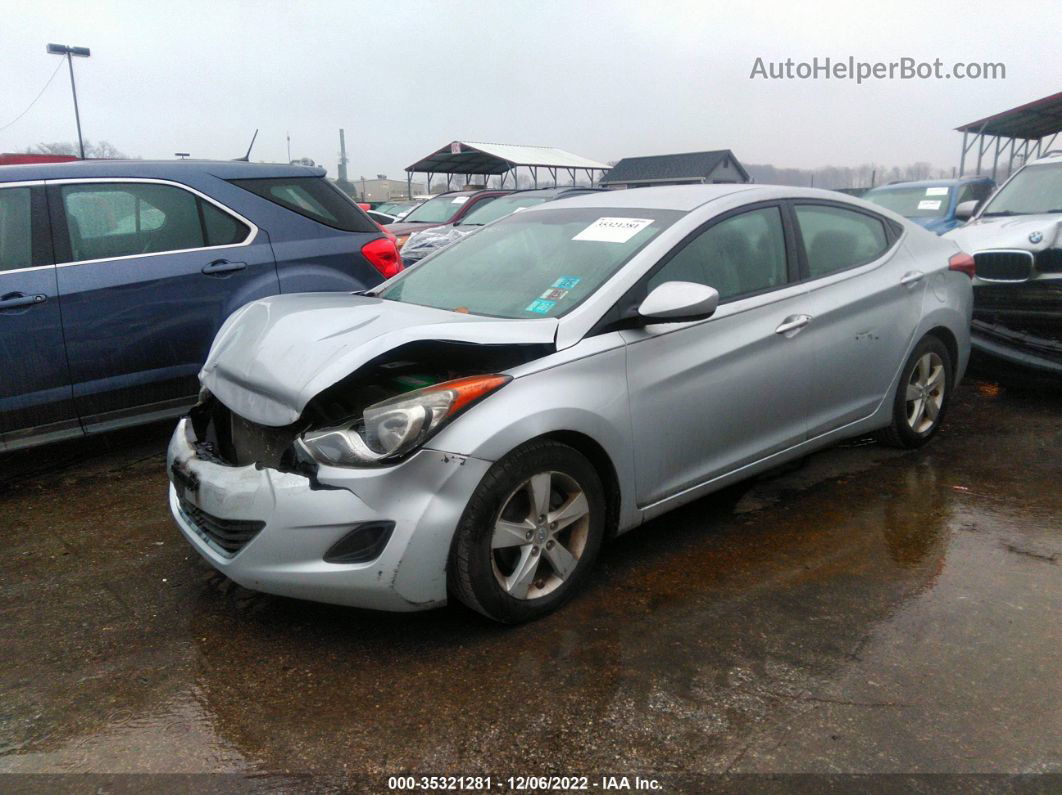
<box><xmin>233</xmin><ymin>129</ymin><xmax>259</xmax><ymax>162</ymax></box>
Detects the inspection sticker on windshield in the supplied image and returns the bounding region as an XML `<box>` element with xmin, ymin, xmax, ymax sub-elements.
<box><xmin>541</xmin><ymin>288</ymin><xmax>568</xmax><ymax>301</ymax></box>
<box><xmin>552</xmin><ymin>276</ymin><xmax>580</xmax><ymax>289</ymax></box>
<box><xmin>925</xmin><ymin>187</ymin><xmax>949</xmax><ymax>196</ymax></box>
<box><xmin>573</xmin><ymin>217</ymin><xmax>653</xmax><ymax>243</ymax></box>
<box><xmin>526</xmin><ymin>299</ymin><xmax>556</xmax><ymax>314</ymax></box>
<box><xmin>918</xmin><ymin>200</ymin><xmax>942</xmax><ymax>210</ymax></box>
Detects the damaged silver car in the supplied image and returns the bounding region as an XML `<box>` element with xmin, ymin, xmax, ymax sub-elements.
<box><xmin>168</xmin><ymin>185</ymin><xmax>973</xmax><ymax>622</ymax></box>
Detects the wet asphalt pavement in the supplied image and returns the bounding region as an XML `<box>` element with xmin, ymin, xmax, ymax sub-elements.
<box><xmin>1</xmin><ymin>380</ymin><xmax>1060</xmax><ymax>790</ymax></box>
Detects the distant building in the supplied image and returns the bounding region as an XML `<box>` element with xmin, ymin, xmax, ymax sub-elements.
<box><xmin>345</xmin><ymin>175</ymin><xmax>425</xmax><ymax>202</ymax></box>
<box><xmin>600</xmin><ymin>149</ymin><xmax>750</xmax><ymax>189</ymax></box>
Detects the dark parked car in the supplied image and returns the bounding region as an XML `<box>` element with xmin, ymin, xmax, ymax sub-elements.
<box><xmin>387</xmin><ymin>189</ymin><xmax>510</xmax><ymax>249</ymax></box>
<box><xmin>0</xmin><ymin>159</ymin><xmax>400</xmax><ymax>451</ymax></box>
<box><xmin>400</xmin><ymin>186</ymin><xmax>605</xmax><ymax>266</ymax></box>
<box><xmin>862</xmin><ymin>177</ymin><xmax>995</xmax><ymax>235</ymax></box>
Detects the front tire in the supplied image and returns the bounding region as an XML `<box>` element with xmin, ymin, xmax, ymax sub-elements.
<box><xmin>448</xmin><ymin>440</ymin><xmax>606</xmax><ymax>623</ymax></box>
<box><xmin>876</xmin><ymin>335</ymin><xmax>953</xmax><ymax>449</ymax></box>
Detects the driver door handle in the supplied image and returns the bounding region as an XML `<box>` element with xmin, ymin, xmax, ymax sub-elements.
<box><xmin>201</xmin><ymin>259</ymin><xmax>247</xmax><ymax>275</ymax></box>
<box><xmin>0</xmin><ymin>293</ymin><xmax>47</xmax><ymax>310</ymax></box>
<box><xmin>901</xmin><ymin>270</ymin><xmax>925</xmax><ymax>286</ymax></box>
<box><xmin>775</xmin><ymin>314</ymin><xmax>812</xmax><ymax>336</ymax></box>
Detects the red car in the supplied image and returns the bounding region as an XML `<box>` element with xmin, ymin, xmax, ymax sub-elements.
<box><xmin>387</xmin><ymin>189</ymin><xmax>510</xmax><ymax>249</ymax></box>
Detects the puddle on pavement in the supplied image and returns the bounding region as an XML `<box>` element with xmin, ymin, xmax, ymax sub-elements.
<box><xmin>1</xmin><ymin>383</ymin><xmax>1059</xmax><ymax>775</ymax></box>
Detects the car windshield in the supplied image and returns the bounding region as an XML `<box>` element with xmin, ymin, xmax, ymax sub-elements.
<box><xmin>981</xmin><ymin>162</ymin><xmax>1062</xmax><ymax>216</ymax></box>
<box><xmin>456</xmin><ymin>195</ymin><xmax>552</xmax><ymax>226</ymax></box>
<box><xmin>402</xmin><ymin>194</ymin><xmax>476</xmax><ymax>224</ymax></box>
<box><xmin>863</xmin><ymin>186</ymin><xmax>951</xmax><ymax>218</ymax></box>
<box><xmin>378</xmin><ymin>207</ymin><xmax>680</xmax><ymax>319</ymax></box>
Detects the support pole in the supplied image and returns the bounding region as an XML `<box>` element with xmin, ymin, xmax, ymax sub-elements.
<box><xmin>66</xmin><ymin>52</ymin><xmax>85</xmax><ymax>159</ymax></box>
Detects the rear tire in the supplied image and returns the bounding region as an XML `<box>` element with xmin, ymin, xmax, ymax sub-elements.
<box><xmin>448</xmin><ymin>440</ymin><xmax>606</xmax><ymax>623</ymax></box>
<box><xmin>876</xmin><ymin>335</ymin><xmax>953</xmax><ymax>449</ymax></box>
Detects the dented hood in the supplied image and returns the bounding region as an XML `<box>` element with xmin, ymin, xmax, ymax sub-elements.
<box><xmin>945</xmin><ymin>214</ymin><xmax>1062</xmax><ymax>254</ymax></box>
<box><xmin>200</xmin><ymin>293</ymin><xmax>558</xmax><ymax>426</ymax></box>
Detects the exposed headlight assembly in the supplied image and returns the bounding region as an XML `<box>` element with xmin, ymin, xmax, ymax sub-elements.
<box><xmin>296</xmin><ymin>374</ymin><xmax>511</xmax><ymax>467</ymax></box>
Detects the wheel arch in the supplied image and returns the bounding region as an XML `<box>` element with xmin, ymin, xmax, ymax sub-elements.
<box><xmin>536</xmin><ymin>430</ymin><xmax>623</xmax><ymax>539</ymax></box>
<box><xmin>924</xmin><ymin>325</ymin><xmax>960</xmax><ymax>379</ymax></box>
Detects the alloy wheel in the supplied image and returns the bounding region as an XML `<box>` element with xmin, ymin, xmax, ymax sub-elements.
<box><xmin>905</xmin><ymin>352</ymin><xmax>946</xmax><ymax>434</ymax></box>
<box><xmin>490</xmin><ymin>470</ymin><xmax>591</xmax><ymax>600</ymax></box>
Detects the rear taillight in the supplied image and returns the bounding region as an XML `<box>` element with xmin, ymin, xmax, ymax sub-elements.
<box><xmin>948</xmin><ymin>252</ymin><xmax>976</xmax><ymax>279</ymax></box>
<box><xmin>362</xmin><ymin>237</ymin><xmax>403</xmax><ymax>280</ymax></box>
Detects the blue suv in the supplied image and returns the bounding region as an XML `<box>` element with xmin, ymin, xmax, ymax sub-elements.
<box><xmin>862</xmin><ymin>176</ymin><xmax>995</xmax><ymax>235</ymax></box>
<box><xmin>0</xmin><ymin>159</ymin><xmax>400</xmax><ymax>451</ymax></box>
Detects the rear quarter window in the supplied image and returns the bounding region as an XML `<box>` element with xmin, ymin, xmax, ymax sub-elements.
<box><xmin>230</xmin><ymin>177</ymin><xmax>377</xmax><ymax>233</ymax></box>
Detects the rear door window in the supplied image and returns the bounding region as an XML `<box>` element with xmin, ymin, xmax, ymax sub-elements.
<box><xmin>230</xmin><ymin>177</ymin><xmax>377</xmax><ymax>232</ymax></box>
<box><xmin>794</xmin><ymin>204</ymin><xmax>889</xmax><ymax>278</ymax></box>
<box><xmin>0</xmin><ymin>187</ymin><xmax>32</xmax><ymax>271</ymax></box>
<box><xmin>59</xmin><ymin>182</ymin><xmax>250</xmax><ymax>262</ymax></box>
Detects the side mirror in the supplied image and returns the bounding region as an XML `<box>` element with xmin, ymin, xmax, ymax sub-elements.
<box><xmin>637</xmin><ymin>281</ymin><xmax>719</xmax><ymax>323</ymax></box>
<box><xmin>954</xmin><ymin>200</ymin><xmax>979</xmax><ymax>220</ymax></box>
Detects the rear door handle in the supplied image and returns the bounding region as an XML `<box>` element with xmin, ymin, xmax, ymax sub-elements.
<box><xmin>775</xmin><ymin>314</ymin><xmax>812</xmax><ymax>336</ymax></box>
<box><xmin>201</xmin><ymin>259</ymin><xmax>247</xmax><ymax>275</ymax></box>
<box><xmin>0</xmin><ymin>293</ymin><xmax>47</xmax><ymax>310</ymax></box>
<box><xmin>900</xmin><ymin>270</ymin><xmax>925</xmax><ymax>286</ymax></box>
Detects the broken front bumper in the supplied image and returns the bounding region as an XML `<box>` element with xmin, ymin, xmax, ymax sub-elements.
<box><xmin>971</xmin><ymin>282</ymin><xmax>1062</xmax><ymax>379</ymax></box>
<box><xmin>166</xmin><ymin>417</ymin><xmax>492</xmax><ymax>611</ymax></box>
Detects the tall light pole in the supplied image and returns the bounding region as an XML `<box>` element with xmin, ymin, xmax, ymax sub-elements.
<box><xmin>46</xmin><ymin>43</ymin><xmax>90</xmax><ymax>159</ymax></box>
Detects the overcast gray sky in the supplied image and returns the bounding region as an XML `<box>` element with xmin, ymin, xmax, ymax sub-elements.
<box><xmin>3</xmin><ymin>0</ymin><xmax>1058</xmax><ymax>177</ymax></box>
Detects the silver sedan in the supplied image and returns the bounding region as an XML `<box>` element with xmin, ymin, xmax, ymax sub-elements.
<box><xmin>167</xmin><ymin>185</ymin><xmax>973</xmax><ymax>622</ymax></box>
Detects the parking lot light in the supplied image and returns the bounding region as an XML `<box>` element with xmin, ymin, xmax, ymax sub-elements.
<box><xmin>46</xmin><ymin>43</ymin><xmax>91</xmax><ymax>159</ymax></box>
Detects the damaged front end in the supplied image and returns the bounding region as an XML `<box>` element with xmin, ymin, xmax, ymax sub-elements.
<box><xmin>971</xmin><ymin>280</ymin><xmax>1062</xmax><ymax>382</ymax></box>
<box><xmin>189</xmin><ymin>339</ymin><xmax>550</xmax><ymax>476</ymax></box>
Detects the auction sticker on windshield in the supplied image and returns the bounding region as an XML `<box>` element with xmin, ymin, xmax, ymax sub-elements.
<box><xmin>553</xmin><ymin>276</ymin><xmax>581</xmax><ymax>289</ymax></box>
<box><xmin>573</xmin><ymin>217</ymin><xmax>653</xmax><ymax>243</ymax></box>
<box><xmin>526</xmin><ymin>299</ymin><xmax>556</xmax><ymax>314</ymax></box>
<box><xmin>918</xmin><ymin>200</ymin><xmax>942</xmax><ymax>210</ymax></box>
<box><xmin>926</xmin><ymin>187</ymin><xmax>949</xmax><ymax>196</ymax></box>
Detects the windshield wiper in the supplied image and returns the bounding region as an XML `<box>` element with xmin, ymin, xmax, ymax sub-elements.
<box><xmin>980</xmin><ymin>210</ymin><xmax>1016</xmax><ymax>217</ymax></box>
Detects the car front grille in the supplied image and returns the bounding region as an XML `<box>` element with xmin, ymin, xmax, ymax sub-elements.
<box><xmin>228</xmin><ymin>412</ymin><xmax>300</xmax><ymax>469</ymax></box>
<box><xmin>178</xmin><ymin>497</ymin><xmax>265</xmax><ymax>557</ymax></box>
<box><xmin>1035</xmin><ymin>248</ymin><xmax>1062</xmax><ymax>273</ymax></box>
<box><xmin>974</xmin><ymin>251</ymin><xmax>1033</xmax><ymax>281</ymax></box>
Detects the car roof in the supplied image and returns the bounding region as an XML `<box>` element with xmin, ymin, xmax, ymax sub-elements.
<box><xmin>492</xmin><ymin>186</ymin><xmax>604</xmax><ymax>199</ymax></box>
<box><xmin>1027</xmin><ymin>151</ymin><xmax>1062</xmax><ymax>167</ymax></box>
<box><xmin>867</xmin><ymin>177</ymin><xmax>992</xmax><ymax>191</ymax></box>
<box><xmin>430</xmin><ymin>188</ymin><xmax>511</xmax><ymax>198</ymax></box>
<box><xmin>523</xmin><ymin>183</ymin><xmax>766</xmax><ymax>212</ymax></box>
<box><xmin>0</xmin><ymin>159</ymin><xmax>325</xmax><ymax>183</ymax></box>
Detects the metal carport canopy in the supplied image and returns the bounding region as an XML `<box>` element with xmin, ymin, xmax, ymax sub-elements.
<box><xmin>956</xmin><ymin>91</ymin><xmax>1062</xmax><ymax>140</ymax></box>
<box><xmin>956</xmin><ymin>92</ymin><xmax>1062</xmax><ymax>178</ymax></box>
<box><xmin>405</xmin><ymin>141</ymin><xmax>610</xmax><ymax>176</ymax></box>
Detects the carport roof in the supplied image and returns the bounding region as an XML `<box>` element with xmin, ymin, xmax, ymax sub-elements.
<box><xmin>405</xmin><ymin>141</ymin><xmax>609</xmax><ymax>175</ymax></box>
<box><xmin>956</xmin><ymin>91</ymin><xmax>1062</xmax><ymax>140</ymax></box>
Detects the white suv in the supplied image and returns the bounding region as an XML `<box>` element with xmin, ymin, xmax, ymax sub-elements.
<box><xmin>945</xmin><ymin>152</ymin><xmax>1062</xmax><ymax>379</ymax></box>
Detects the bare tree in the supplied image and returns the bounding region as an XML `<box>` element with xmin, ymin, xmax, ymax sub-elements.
<box><xmin>23</xmin><ymin>140</ymin><xmax>129</xmax><ymax>159</ymax></box>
